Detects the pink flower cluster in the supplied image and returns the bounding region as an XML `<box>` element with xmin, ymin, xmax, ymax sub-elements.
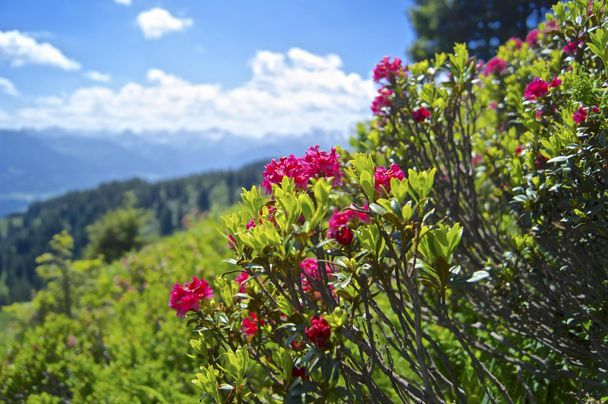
<box><xmin>326</xmin><ymin>208</ymin><xmax>370</xmax><ymax>245</ymax></box>
<box><xmin>524</xmin><ymin>78</ymin><xmax>549</xmax><ymax>100</ymax></box>
<box><xmin>483</xmin><ymin>57</ymin><xmax>508</xmax><ymax>76</ymax></box>
<box><xmin>526</xmin><ymin>29</ymin><xmax>539</xmax><ymax>46</ymax></box>
<box><xmin>299</xmin><ymin>258</ymin><xmax>333</xmax><ymax>293</ymax></box>
<box><xmin>374</xmin><ymin>164</ymin><xmax>405</xmax><ymax>195</ymax></box>
<box><xmin>371</xmin><ymin>87</ymin><xmax>394</xmax><ymax>116</ymax></box>
<box><xmin>305</xmin><ymin>315</ymin><xmax>331</xmax><ymax>349</ymax></box>
<box><xmin>573</xmin><ymin>106</ymin><xmax>588</xmax><ymax>124</ymax></box>
<box><xmin>262</xmin><ymin>146</ymin><xmax>343</xmax><ymax>194</ymax></box>
<box><xmin>411</xmin><ymin>106</ymin><xmax>431</xmax><ymax>122</ymax></box>
<box><xmin>564</xmin><ymin>40</ymin><xmax>581</xmax><ymax>55</ymax></box>
<box><xmin>242</xmin><ymin>312</ymin><xmax>263</xmax><ymax>336</ymax></box>
<box><xmin>169</xmin><ymin>276</ymin><xmax>214</xmax><ymax>317</ymax></box>
<box><xmin>524</xmin><ymin>77</ymin><xmax>561</xmax><ymax>101</ymax></box>
<box><xmin>373</xmin><ymin>56</ymin><xmax>404</xmax><ymax>83</ymax></box>
<box><xmin>236</xmin><ymin>271</ymin><xmax>249</xmax><ymax>293</ymax></box>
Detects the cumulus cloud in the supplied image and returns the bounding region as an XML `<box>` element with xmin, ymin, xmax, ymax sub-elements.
<box><xmin>86</xmin><ymin>70</ymin><xmax>111</xmax><ymax>83</ymax></box>
<box><xmin>8</xmin><ymin>48</ymin><xmax>375</xmax><ymax>137</ymax></box>
<box><xmin>136</xmin><ymin>8</ymin><xmax>193</xmax><ymax>39</ymax></box>
<box><xmin>0</xmin><ymin>77</ymin><xmax>18</xmax><ymax>96</ymax></box>
<box><xmin>0</xmin><ymin>30</ymin><xmax>80</xmax><ymax>70</ymax></box>
<box><xmin>114</xmin><ymin>0</ymin><xmax>131</xmax><ymax>5</ymax></box>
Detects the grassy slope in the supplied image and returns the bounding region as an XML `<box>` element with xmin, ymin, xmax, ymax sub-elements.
<box><xmin>0</xmin><ymin>213</ymin><xmax>233</xmax><ymax>403</ymax></box>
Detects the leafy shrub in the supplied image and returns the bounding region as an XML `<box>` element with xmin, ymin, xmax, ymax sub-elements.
<box><xmin>175</xmin><ymin>1</ymin><xmax>608</xmax><ymax>402</ymax></box>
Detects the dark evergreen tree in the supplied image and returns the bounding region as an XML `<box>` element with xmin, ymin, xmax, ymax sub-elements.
<box><xmin>408</xmin><ymin>0</ymin><xmax>554</xmax><ymax>61</ymax></box>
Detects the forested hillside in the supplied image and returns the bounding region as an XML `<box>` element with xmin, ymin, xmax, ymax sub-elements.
<box><xmin>0</xmin><ymin>214</ymin><xmax>233</xmax><ymax>402</ymax></box>
<box><xmin>0</xmin><ymin>162</ymin><xmax>263</xmax><ymax>304</ymax></box>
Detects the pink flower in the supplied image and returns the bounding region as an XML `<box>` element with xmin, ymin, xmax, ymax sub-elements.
<box><xmin>66</xmin><ymin>335</ymin><xmax>78</xmax><ymax>348</ymax></box>
<box><xmin>526</xmin><ymin>29</ymin><xmax>539</xmax><ymax>46</ymax></box>
<box><xmin>303</xmin><ymin>145</ymin><xmax>343</xmax><ymax>186</ymax></box>
<box><xmin>563</xmin><ymin>40</ymin><xmax>580</xmax><ymax>55</ymax></box>
<box><xmin>374</xmin><ymin>164</ymin><xmax>405</xmax><ymax>195</ymax></box>
<box><xmin>227</xmin><ymin>234</ymin><xmax>237</xmax><ymax>250</ymax></box>
<box><xmin>515</xmin><ymin>145</ymin><xmax>525</xmax><ymax>155</ymax></box>
<box><xmin>592</xmin><ymin>105</ymin><xmax>600</xmax><ymax>113</ymax></box>
<box><xmin>543</xmin><ymin>19</ymin><xmax>559</xmax><ymax>33</ymax></box>
<box><xmin>509</xmin><ymin>37</ymin><xmax>523</xmax><ymax>49</ymax></box>
<box><xmin>242</xmin><ymin>312</ymin><xmax>263</xmax><ymax>336</ymax></box>
<box><xmin>411</xmin><ymin>106</ymin><xmax>431</xmax><ymax>122</ymax></box>
<box><xmin>483</xmin><ymin>57</ymin><xmax>508</xmax><ymax>76</ymax></box>
<box><xmin>573</xmin><ymin>106</ymin><xmax>588</xmax><ymax>124</ymax></box>
<box><xmin>246</xmin><ymin>219</ymin><xmax>256</xmax><ymax>230</ymax></box>
<box><xmin>169</xmin><ymin>276</ymin><xmax>214</xmax><ymax>318</ymax></box>
<box><xmin>535</xmin><ymin>108</ymin><xmax>543</xmax><ymax>121</ymax></box>
<box><xmin>371</xmin><ymin>87</ymin><xmax>393</xmax><ymax>115</ymax></box>
<box><xmin>373</xmin><ymin>56</ymin><xmax>404</xmax><ymax>83</ymax></box>
<box><xmin>299</xmin><ymin>258</ymin><xmax>333</xmax><ymax>293</ymax></box>
<box><xmin>488</xmin><ymin>102</ymin><xmax>498</xmax><ymax>110</ymax></box>
<box><xmin>524</xmin><ymin>78</ymin><xmax>549</xmax><ymax>100</ymax></box>
<box><xmin>326</xmin><ymin>208</ymin><xmax>370</xmax><ymax>245</ymax></box>
<box><xmin>305</xmin><ymin>315</ymin><xmax>331</xmax><ymax>349</ymax></box>
<box><xmin>236</xmin><ymin>271</ymin><xmax>249</xmax><ymax>293</ymax></box>
<box><xmin>262</xmin><ymin>155</ymin><xmax>312</xmax><ymax>194</ymax></box>
<box><xmin>472</xmin><ymin>154</ymin><xmax>483</xmax><ymax>167</ymax></box>
<box><xmin>549</xmin><ymin>76</ymin><xmax>562</xmax><ymax>88</ymax></box>
<box><xmin>262</xmin><ymin>146</ymin><xmax>343</xmax><ymax>194</ymax></box>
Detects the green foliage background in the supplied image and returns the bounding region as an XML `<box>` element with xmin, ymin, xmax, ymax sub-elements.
<box><xmin>1</xmin><ymin>214</ymin><xmax>232</xmax><ymax>402</ymax></box>
<box><xmin>0</xmin><ymin>162</ymin><xmax>263</xmax><ymax>305</ymax></box>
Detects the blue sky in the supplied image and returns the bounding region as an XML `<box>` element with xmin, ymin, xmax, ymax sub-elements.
<box><xmin>0</xmin><ymin>0</ymin><xmax>414</xmax><ymax>136</ymax></box>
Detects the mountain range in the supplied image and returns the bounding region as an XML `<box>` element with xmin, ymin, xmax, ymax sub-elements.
<box><xmin>0</xmin><ymin>129</ymin><xmax>349</xmax><ymax>216</ymax></box>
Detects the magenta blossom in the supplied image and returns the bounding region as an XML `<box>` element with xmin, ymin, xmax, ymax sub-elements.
<box><xmin>169</xmin><ymin>276</ymin><xmax>214</xmax><ymax>317</ymax></box>
<box><xmin>524</xmin><ymin>78</ymin><xmax>549</xmax><ymax>100</ymax></box>
<box><xmin>262</xmin><ymin>155</ymin><xmax>312</xmax><ymax>193</ymax></box>
<box><xmin>543</xmin><ymin>19</ymin><xmax>559</xmax><ymax>33</ymax></box>
<box><xmin>236</xmin><ymin>271</ymin><xmax>249</xmax><ymax>293</ymax></box>
<box><xmin>411</xmin><ymin>106</ymin><xmax>431</xmax><ymax>122</ymax></box>
<box><xmin>549</xmin><ymin>76</ymin><xmax>562</xmax><ymax>89</ymax></box>
<box><xmin>303</xmin><ymin>145</ymin><xmax>343</xmax><ymax>186</ymax></box>
<box><xmin>326</xmin><ymin>208</ymin><xmax>370</xmax><ymax>245</ymax></box>
<box><xmin>299</xmin><ymin>258</ymin><xmax>334</xmax><ymax>293</ymax></box>
<box><xmin>374</xmin><ymin>164</ymin><xmax>405</xmax><ymax>195</ymax></box>
<box><xmin>305</xmin><ymin>315</ymin><xmax>332</xmax><ymax>349</ymax></box>
<box><xmin>371</xmin><ymin>87</ymin><xmax>393</xmax><ymax>115</ymax></box>
<box><xmin>373</xmin><ymin>56</ymin><xmax>404</xmax><ymax>83</ymax></box>
<box><xmin>483</xmin><ymin>57</ymin><xmax>508</xmax><ymax>76</ymax></box>
<box><xmin>563</xmin><ymin>40</ymin><xmax>581</xmax><ymax>55</ymax></box>
<box><xmin>242</xmin><ymin>312</ymin><xmax>263</xmax><ymax>337</ymax></box>
<box><xmin>526</xmin><ymin>29</ymin><xmax>539</xmax><ymax>46</ymax></box>
<box><xmin>573</xmin><ymin>106</ymin><xmax>588</xmax><ymax>124</ymax></box>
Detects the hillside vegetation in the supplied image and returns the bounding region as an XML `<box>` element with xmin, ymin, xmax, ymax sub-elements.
<box><xmin>0</xmin><ymin>214</ymin><xmax>232</xmax><ymax>402</ymax></box>
<box><xmin>0</xmin><ymin>162</ymin><xmax>263</xmax><ymax>305</ymax></box>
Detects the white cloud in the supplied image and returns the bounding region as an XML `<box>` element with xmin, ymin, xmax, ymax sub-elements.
<box><xmin>114</xmin><ymin>0</ymin><xmax>131</xmax><ymax>5</ymax></box>
<box><xmin>86</xmin><ymin>70</ymin><xmax>111</xmax><ymax>83</ymax></box>
<box><xmin>0</xmin><ymin>77</ymin><xmax>18</xmax><ymax>96</ymax></box>
<box><xmin>136</xmin><ymin>8</ymin><xmax>193</xmax><ymax>39</ymax></box>
<box><xmin>7</xmin><ymin>48</ymin><xmax>375</xmax><ymax>137</ymax></box>
<box><xmin>0</xmin><ymin>30</ymin><xmax>80</xmax><ymax>70</ymax></box>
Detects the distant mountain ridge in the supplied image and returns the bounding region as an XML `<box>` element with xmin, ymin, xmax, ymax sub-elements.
<box><xmin>0</xmin><ymin>129</ymin><xmax>348</xmax><ymax>215</ymax></box>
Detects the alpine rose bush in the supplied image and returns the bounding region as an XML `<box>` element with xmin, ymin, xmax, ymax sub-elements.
<box><xmin>174</xmin><ymin>1</ymin><xmax>608</xmax><ymax>402</ymax></box>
